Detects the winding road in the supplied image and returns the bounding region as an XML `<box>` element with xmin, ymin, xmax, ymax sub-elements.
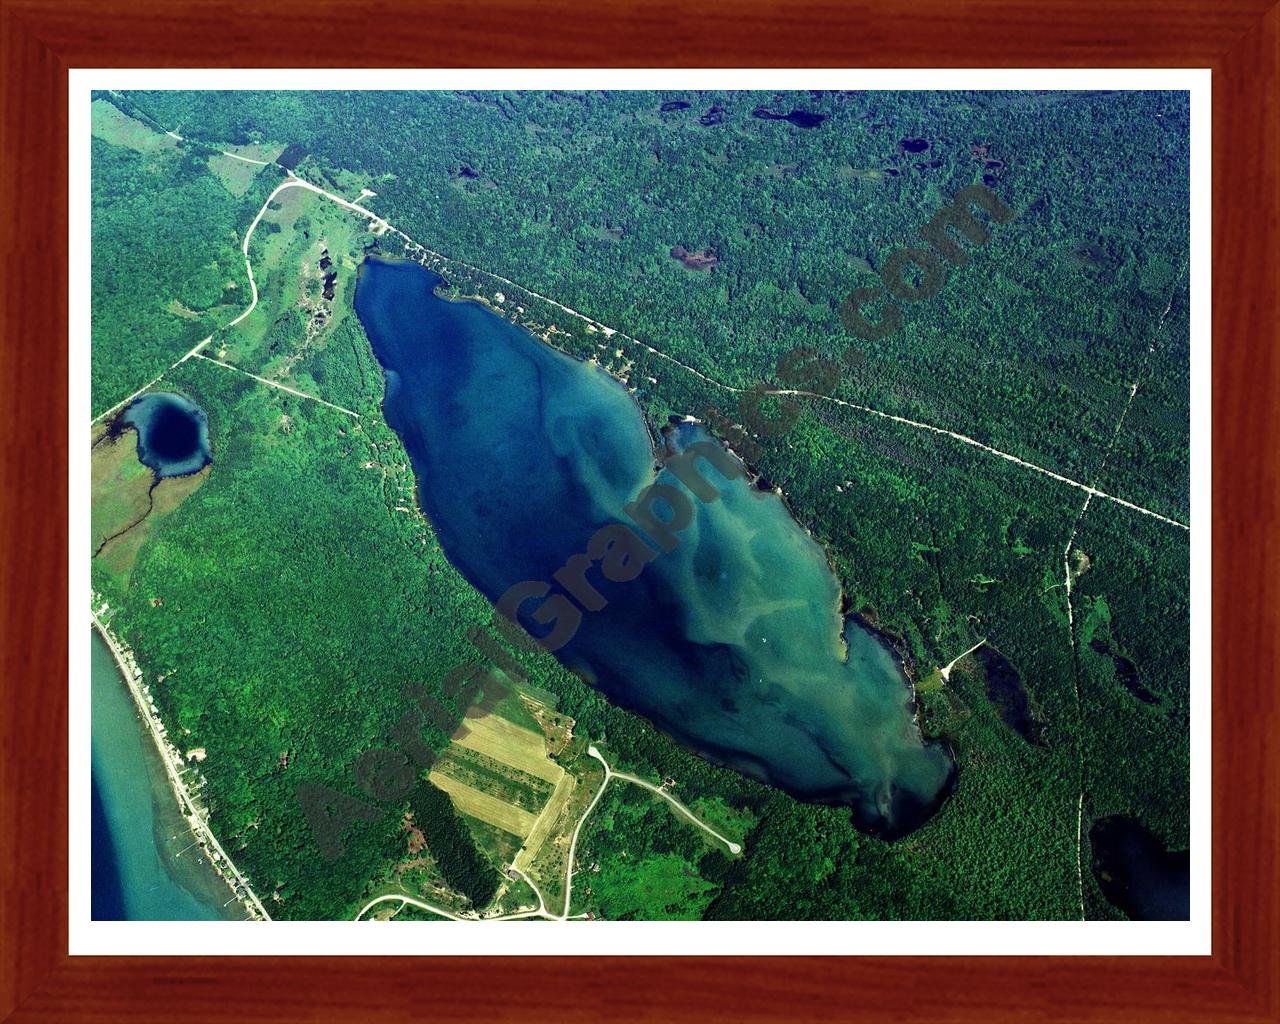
<box><xmin>355</xmin><ymin>746</ymin><xmax>740</xmax><ymax>923</ymax></box>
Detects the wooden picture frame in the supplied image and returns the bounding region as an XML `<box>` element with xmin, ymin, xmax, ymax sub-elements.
<box><xmin>2</xmin><ymin>1</ymin><xmax>1275</xmax><ymax>1019</ymax></box>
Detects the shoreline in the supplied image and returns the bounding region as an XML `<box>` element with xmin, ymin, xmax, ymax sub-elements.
<box><xmin>90</xmin><ymin>598</ymin><xmax>270</xmax><ymax>921</ymax></box>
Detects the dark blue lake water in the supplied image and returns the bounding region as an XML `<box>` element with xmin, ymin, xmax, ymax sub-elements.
<box><xmin>354</xmin><ymin>257</ymin><xmax>953</xmax><ymax>836</ymax></box>
<box><xmin>1090</xmin><ymin>815</ymin><xmax>1190</xmax><ymax>921</ymax></box>
<box><xmin>120</xmin><ymin>392</ymin><xmax>212</xmax><ymax>478</ymax></box>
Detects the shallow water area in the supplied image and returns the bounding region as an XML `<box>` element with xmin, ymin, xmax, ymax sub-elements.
<box><xmin>91</xmin><ymin>629</ymin><xmax>242</xmax><ymax>920</ymax></box>
<box><xmin>354</xmin><ymin>257</ymin><xmax>954</xmax><ymax>837</ymax></box>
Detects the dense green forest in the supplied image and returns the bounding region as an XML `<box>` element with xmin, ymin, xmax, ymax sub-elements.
<box><xmin>116</xmin><ymin>88</ymin><xmax>1191</xmax><ymax>518</ymax></box>
<box><xmin>408</xmin><ymin>781</ymin><xmax>501</xmax><ymax>908</ymax></box>
<box><xmin>90</xmin><ymin>101</ymin><xmax>274</xmax><ymax>415</ymax></box>
<box><xmin>90</xmin><ymin>89</ymin><xmax>1191</xmax><ymax>922</ymax></box>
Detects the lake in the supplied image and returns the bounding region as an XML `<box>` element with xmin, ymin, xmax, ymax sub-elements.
<box><xmin>91</xmin><ymin>629</ymin><xmax>243</xmax><ymax>920</ymax></box>
<box><xmin>354</xmin><ymin>257</ymin><xmax>954</xmax><ymax>837</ymax></box>
<box><xmin>1089</xmin><ymin>815</ymin><xmax>1190</xmax><ymax>921</ymax></box>
<box><xmin>119</xmin><ymin>391</ymin><xmax>212</xmax><ymax>478</ymax></box>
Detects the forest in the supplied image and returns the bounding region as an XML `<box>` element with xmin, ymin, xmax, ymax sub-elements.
<box><xmin>90</xmin><ymin>89</ymin><xmax>1191</xmax><ymax>922</ymax></box>
<box><xmin>90</xmin><ymin>101</ymin><xmax>273</xmax><ymax>416</ymax></box>
<box><xmin>408</xmin><ymin>780</ymin><xmax>501</xmax><ymax>909</ymax></box>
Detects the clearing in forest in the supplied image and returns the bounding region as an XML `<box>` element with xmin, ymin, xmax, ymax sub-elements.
<box><xmin>427</xmin><ymin>694</ymin><xmax>575</xmax><ymax>877</ymax></box>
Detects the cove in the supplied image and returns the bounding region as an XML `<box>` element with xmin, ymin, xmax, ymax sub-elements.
<box><xmin>353</xmin><ymin>258</ymin><xmax>954</xmax><ymax>837</ymax></box>
<box><xmin>91</xmin><ymin>629</ymin><xmax>243</xmax><ymax>920</ymax></box>
<box><xmin>118</xmin><ymin>391</ymin><xmax>212</xmax><ymax>478</ymax></box>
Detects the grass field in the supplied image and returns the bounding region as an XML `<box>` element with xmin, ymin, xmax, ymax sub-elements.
<box><xmin>423</xmin><ymin>699</ymin><xmax>582</xmax><ymax>901</ymax></box>
<box><xmin>592</xmin><ymin>851</ymin><xmax>718</xmax><ymax>921</ymax></box>
<box><xmin>435</xmin><ymin>746</ymin><xmax>553</xmax><ymax>810</ymax></box>
<box><xmin>454</xmin><ymin>713</ymin><xmax>564</xmax><ymax>785</ymax></box>
<box><xmin>424</xmin><ymin>770</ymin><xmax>539</xmax><ymax>836</ymax></box>
<box><xmin>91</xmin><ymin>428</ymin><xmax>209</xmax><ymax>581</ymax></box>
<box><xmin>207</xmin><ymin>151</ymin><xmax>274</xmax><ymax>197</ymax></box>
<box><xmin>218</xmin><ymin>183</ymin><xmax>372</xmax><ymax>394</ymax></box>
<box><xmin>91</xmin><ymin>429</ymin><xmax>153</xmax><ymax>550</ymax></box>
<box><xmin>90</xmin><ymin>99</ymin><xmax>178</xmax><ymax>155</ymax></box>
<box><xmin>520</xmin><ymin>752</ymin><xmax>605</xmax><ymax>915</ymax></box>
<box><xmin>515</xmin><ymin>772</ymin><xmax>577</xmax><ymax>876</ymax></box>
<box><xmin>573</xmin><ymin>781</ymin><xmax>736</xmax><ymax>921</ymax></box>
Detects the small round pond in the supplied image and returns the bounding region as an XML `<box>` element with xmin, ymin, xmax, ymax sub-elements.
<box><xmin>119</xmin><ymin>392</ymin><xmax>212</xmax><ymax>479</ymax></box>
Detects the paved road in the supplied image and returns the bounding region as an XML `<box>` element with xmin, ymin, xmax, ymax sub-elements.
<box><xmin>353</xmin><ymin>746</ymin><xmax>740</xmax><ymax>923</ymax></box>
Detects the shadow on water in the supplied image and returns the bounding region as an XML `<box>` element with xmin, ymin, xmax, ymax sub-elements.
<box><xmin>1089</xmin><ymin>637</ymin><xmax>1159</xmax><ymax>704</ymax></box>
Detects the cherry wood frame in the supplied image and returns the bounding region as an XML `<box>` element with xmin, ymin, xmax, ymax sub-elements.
<box><xmin>2</xmin><ymin>1</ymin><xmax>1276</xmax><ymax>1020</ymax></box>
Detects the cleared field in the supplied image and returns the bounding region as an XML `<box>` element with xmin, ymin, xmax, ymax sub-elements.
<box><xmin>522</xmin><ymin>755</ymin><xmax>606</xmax><ymax>914</ymax></box>
<box><xmin>516</xmin><ymin>772</ymin><xmax>576</xmax><ymax>869</ymax></box>
<box><xmin>98</xmin><ymin>468</ymin><xmax>210</xmax><ymax>580</ymax></box>
<box><xmin>487</xmin><ymin>685</ymin><xmax>542</xmax><ymax>730</ymax></box>
<box><xmin>454</xmin><ymin>713</ymin><xmax>563</xmax><ymax>784</ymax></box>
<box><xmin>91</xmin><ymin>432</ymin><xmax>153</xmax><ymax>551</ymax></box>
<box><xmin>223</xmin><ymin>189</ymin><xmax>368</xmax><ymax>378</ymax></box>
<box><xmin>426</xmin><ymin>770</ymin><xmax>537</xmax><ymax>837</ymax></box>
<box><xmin>91</xmin><ymin>427</ymin><xmax>210</xmax><ymax>581</ymax></box>
<box><xmin>433</xmin><ymin>746</ymin><xmax>551</xmax><ymax>810</ymax></box>
<box><xmin>91</xmin><ymin>99</ymin><xmax>177</xmax><ymax>155</ymax></box>
<box><xmin>207</xmin><ymin>152</ymin><xmax>271</xmax><ymax>197</ymax></box>
<box><xmin>425</xmin><ymin>702</ymin><xmax>581</xmax><ymax>877</ymax></box>
<box><xmin>222</xmin><ymin>141</ymin><xmax>284</xmax><ymax>164</ymax></box>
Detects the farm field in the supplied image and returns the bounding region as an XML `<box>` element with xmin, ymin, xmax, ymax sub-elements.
<box><xmin>427</xmin><ymin>693</ymin><xmax>582</xmax><ymax>891</ymax></box>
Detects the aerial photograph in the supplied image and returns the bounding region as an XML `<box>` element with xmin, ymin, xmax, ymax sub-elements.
<box><xmin>88</xmin><ymin>88</ymin><xmax>1191</xmax><ymax>924</ymax></box>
